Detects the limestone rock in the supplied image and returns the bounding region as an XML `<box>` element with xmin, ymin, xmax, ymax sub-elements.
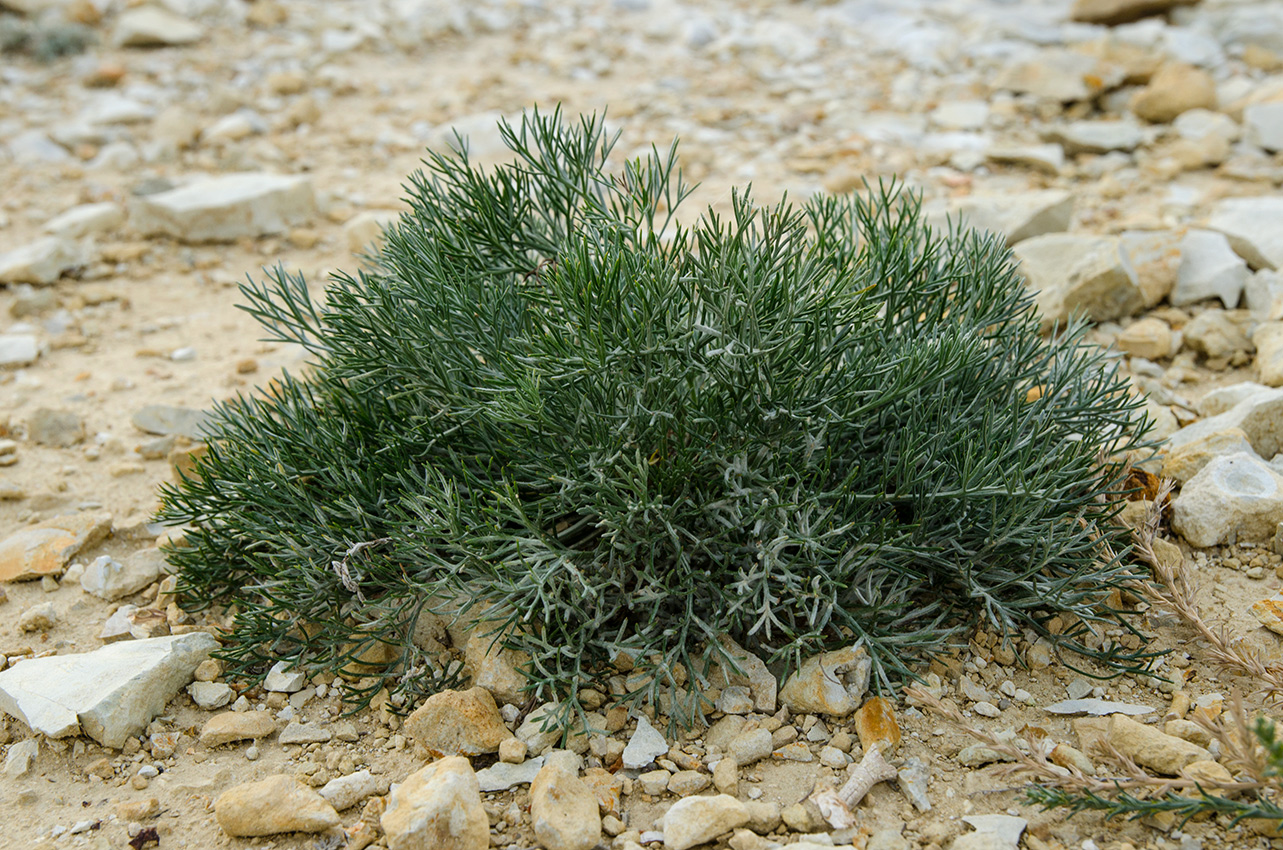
<box><xmin>954</xmin><ymin>815</ymin><xmax>1028</xmax><ymax>850</ymax></box>
<box><xmin>44</xmin><ymin>202</ymin><xmax>124</xmax><ymax>239</ymax></box>
<box><xmin>3</xmin><ymin>738</ymin><xmax>37</xmax><ymax>777</ymax></box>
<box><xmin>0</xmin><ymin>633</ymin><xmax>217</xmax><ymax>746</ymax></box>
<box><xmin>1071</xmin><ymin>0</ymin><xmax>1198</xmax><ymax>25</ymax></box>
<box><xmin>779</xmin><ymin>644</ymin><xmax>871</xmax><ymax>716</ymax></box>
<box><xmin>28</xmin><ymin>408</ymin><xmax>84</xmax><ymax>447</ymax></box>
<box><xmin>1119</xmin><ymin>230</ymin><xmax>1181</xmax><ymax>307</ymax></box>
<box><xmin>1199</xmin><ymin>383</ymin><xmax>1271</xmax><ymax>418</ymax></box>
<box><xmin>1162</xmin><ymin>428</ymin><xmax>1255</xmax><ymax>483</ymax></box>
<box><xmin>199</xmin><ymin>711</ymin><xmax>278</xmax><ymax>747</ymax></box>
<box><xmin>1047</xmin><ymin>120</ymin><xmax>1144</xmax><ymax>154</ymax></box>
<box><xmin>18</xmin><ymin>601</ymin><xmax>56</xmax><ymax>632</ymax></box>
<box><xmin>345</xmin><ymin>210</ymin><xmax>401</xmax><ymax>255</ymax></box>
<box><xmin>463</xmin><ymin>630</ymin><xmax>530</xmax><ymax>706</ymax></box>
<box><xmin>1169</xmin><ymin>386</ymin><xmax>1283</xmax><ymax>460</ymax></box>
<box><xmin>1132</xmin><ymin>64</ymin><xmax>1217</xmax><ymax>123</ymax></box>
<box><xmin>1118</xmin><ymin>317</ymin><xmax>1172</xmax><ymax>360</ymax></box>
<box><xmin>0</xmin><ymin>236</ymin><xmax>85</xmax><ymax>285</ymax></box>
<box><xmin>985</xmin><ymin>144</ymin><xmax>1064</xmax><ymax>176</ymax></box>
<box><xmin>992</xmin><ymin>49</ymin><xmax>1101</xmax><ymax>102</ymax></box>
<box><xmin>187</xmin><ymin>681</ymin><xmax>233</xmax><ymax>709</ymax></box>
<box><xmin>114</xmin><ymin>7</ymin><xmax>203</xmax><ymax>47</ymax></box>
<box><xmin>320</xmin><ymin>769</ymin><xmax>387</xmax><ymax>811</ymax></box>
<box><xmin>661</xmin><ymin>794</ymin><xmax>750</xmax><ymax>850</ymax></box>
<box><xmin>381</xmin><ymin>756</ymin><xmax>489</xmax><ymax>850</ymax></box>
<box><xmin>131</xmin><ymin>405</ymin><xmax>212</xmax><ymax>439</ymax></box>
<box><xmin>1104</xmin><ymin>713</ymin><xmax>1213</xmax><ymax>775</ymax></box>
<box><xmin>1172</xmin><ymin>230</ymin><xmax>1249</xmax><ymax>308</ymax></box>
<box><xmin>263</xmin><ymin>660</ymin><xmax>307</xmax><ymax>692</ymax></box>
<box><xmin>947</xmin><ymin>190</ymin><xmax>1072</xmax><ymax>247</ymax></box>
<box><xmin>279</xmin><ymin>721</ymin><xmax>333</xmax><ymax>744</ymax></box>
<box><xmin>1251</xmin><ymin>591</ymin><xmax>1283</xmax><ymax>636</ymax></box>
<box><xmin>1246</xmin><ymin>102</ymin><xmax>1283</xmax><ymax>153</ymax></box>
<box><xmin>1247</xmin><ymin>270</ymin><xmax>1283</xmax><ymax>321</ymax></box>
<box><xmin>81</xmin><ymin>549</ymin><xmax>164</xmax><ymax>600</ymax></box>
<box><xmin>1171</xmin><ymin>452</ymin><xmax>1283</xmax><ymax>547</ymax></box>
<box><xmin>854</xmin><ymin>696</ymin><xmax>902</xmax><ymax>754</ymax></box>
<box><xmin>1182</xmin><ymin>309</ymin><xmax>1253</xmax><ymax>361</ymax></box>
<box><xmin>622</xmin><ymin>714</ymin><xmax>669</xmax><ymax>769</ymax></box>
<box><xmin>711</xmin><ymin>635</ymin><xmax>777</xmax><ymax>713</ymax></box>
<box><xmin>727</xmin><ymin>726</ymin><xmax>773</xmax><ymax>766</ymax></box>
<box><xmin>1011</xmin><ymin>234</ymin><xmax>1143</xmax><ymax>327</ymax></box>
<box><xmin>0</xmin><ymin>511</ymin><xmax>112</xmax><ymax>582</ymax></box>
<box><xmin>476</xmin><ymin>755</ymin><xmax>544</xmax><ymax>792</ymax></box>
<box><xmin>131</xmin><ymin>173</ymin><xmax>315</xmax><ymax>243</ymax></box>
<box><xmin>1255</xmin><ymin>322</ymin><xmax>1283</xmax><ymax>386</ymax></box>
<box><xmin>515</xmin><ymin>702</ymin><xmax>565</xmax><ymax>756</ymax></box>
<box><xmin>404</xmin><ymin>686</ymin><xmax>514</xmax><ymax>757</ymax></box>
<box><xmin>530</xmin><ymin>751</ymin><xmax>601</xmax><ymax>850</ymax></box>
<box><xmin>0</xmin><ymin>334</ymin><xmax>40</xmax><ymax>367</ymax></box>
<box><xmin>1208</xmin><ymin>197</ymin><xmax>1283</xmax><ymax>271</ymax></box>
<box><xmin>214</xmin><ymin>774</ymin><xmax>339</xmax><ymax>837</ymax></box>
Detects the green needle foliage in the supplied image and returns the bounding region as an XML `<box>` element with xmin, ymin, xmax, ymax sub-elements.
<box><xmin>157</xmin><ymin>107</ymin><xmax>1152</xmax><ymax>723</ymax></box>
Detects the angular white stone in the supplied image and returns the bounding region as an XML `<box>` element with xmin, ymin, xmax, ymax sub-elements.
<box><xmin>1171</xmin><ymin>452</ymin><xmax>1283</xmax><ymax>548</ymax></box>
<box><xmin>1044</xmin><ymin>699</ymin><xmax>1155</xmax><ymax>716</ymax></box>
<box><xmin>130</xmin><ymin>173</ymin><xmax>315</xmax><ymax>243</ymax></box>
<box><xmin>114</xmin><ymin>7</ymin><xmax>203</xmax><ymax>47</ymax></box>
<box><xmin>1207</xmin><ymin>197</ymin><xmax>1283</xmax><ymax>271</ymax></box>
<box><xmin>1048</xmin><ymin>119</ymin><xmax>1144</xmax><ymax>154</ymax></box>
<box><xmin>3</xmin><ymin>738</ymin><xmax>38</xmax><ymax>777</ymax></box>
<box><xmin>661</xmin><ymin>795</ymin><xmax>750</xmax><ymax>850</ymax></box>
<box><xmin>262</xmin><ymin>660</ymin><xmax>307</xmax><ymax>693</ymax></box>
<box><xmin>0</xmin><ymin>236</ymin><xmax>85</xmax><ymax>285</ymax></box>
<box><xmin>622</xmin><ymin>714</ymin><xmax>668</xmax><ymax>769</ymax></box>
<box><xmin>945</xmin><ymin>190</ymin><xmax>1073</xmax><ymax>247</ymax></box>
<box><xmin>0</xmin><ymin>335</ymin><xmax>40</xmax><ymax>368</ymax></box>
<box><xmin>1011</xmin><ymin>234</ymin><xmax>1143</xmax><ymax>327</ymax></box>
<box><xmin>778</xmin><ymin>644</ymin><xmax>871</xmax><ymax>717</ymax></box>
<box><xmin>320</xmin><ymin>769</ymin><xmax>386</xmax><ymax>811</ymax></box>
<box><xmin>961</xmin><ymin>814</ymin><xmax>1027</xmax><ymax>850</ymax></box>
<box><xmin>80</xmin><ymin>550</ymin><xmax>163</xmax><ymax>601</ymax></box>
<box><xmin>187</xmin><ymin>681</ymin><xmax>234</xmax><ymax>710</ymax></box>
<box><xmin>1246</xmin><ymin>102</ymin><xmax>1283</xmax><ymax>153</ymax></box>
<box><xmin>1172</xmin><ymin>229</ymin><xmax>1248</xmax><ymax>308</ymax></box>
<box><xmin>476</xmin><ymin>755</ymin><xmax>544</xmax><ymax>792</ymax></box>
<box><xmin>44</xmin><ymin>203</ymin><xmax>124</xmax><ymax>240</ymax></box>
<box><xmin>0</xmin><ymin>633</ymin><xmax>217</xmax><ymax>747</ymax></box>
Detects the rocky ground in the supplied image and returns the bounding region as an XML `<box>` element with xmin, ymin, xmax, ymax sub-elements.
<box><xmin>2</xmin><ymin>0</ymin><xmax>1283</xmax><ymax>849</ymax></box>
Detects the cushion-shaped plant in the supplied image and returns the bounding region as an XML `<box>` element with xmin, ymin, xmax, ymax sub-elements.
<box><xmin>158</xmin><ymin>108</ymin><xmax>1152</xmax><ymax>723</ymax></box>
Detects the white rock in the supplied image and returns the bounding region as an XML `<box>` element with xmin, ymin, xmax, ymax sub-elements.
<box><xmin>959</xmin><ymin>815</ymin><xmax>1027</xmax><ymax>850</ymax></box>
<box><xmin>100</xmin><ymin>604</ymin><xmax>138</xmax><ymax>643</ymax></box>
<box><xmin>0</xmin><ymin>236</ymin><xmax>85</xmax><ymax>285</ymax></box>
<box><xmin>985</xmin><ymin>143</ymin><xmax>1065</xmax><ymax>175</ymax></box>
<box><xmin>1011</xmin><ymin>234</ymin><xmax>1143</xmax><ymax>327</ymax></box>
<box><xmin>622</xmin><ymin>714</ymin><xmax>668</xmax><ymax>769</ymax></box>
<box><xmin>931</xmin><ymin>101</ymin><xmax>989</xmax><ymax>130</ymax></box>
<box><xmin>0</xmin><ymin>633</ymin><xmax>217</xmax><ymax>746</ymax></box>
<box><xmin>1171</xmin><ymin>452</ymin><xmax>1283</xmax><ymax>547</ymax></box>
<box><xmin>944</xmin><ymin>190</ymin><xmax>1073</xmax><ymax>247</ymax></box>
<box><xmin>1246</xmin><ymin>103</ymin><xmax>1283</xmax><ymax>153</ymax></box>
<box><xmin>515</xmin><ymin>702</ymin><xmax>563</xmax><ymax>757</ymax></box>
<box><xmin>530</xmin><ymin>751</ymin><xmax>601</xmax><ymax>850</ymax></box>
<box><xmin>1254</xmin><ymin>322</ymin><xmax>1283</xmax><ymax>386</ymax></box>
<box><xmin>187</xmin><ymin>681</ymin><xmax>234</xmax><ymax>710</ymax></box>
<box><xmin>1246</xmin><ymin>270</ymin><xmax>1283</xmax><ymax>321</ymax></box>
<box><xmin>18</xmin><ymin>601</ymin><xmax>56</xmax><ymax>632</ymax></box>
<box><xmin>432</xmin><ymin>111</ymin><xmax>514</xmax><ymax>161</ymax></box>
<box><xmin>1048</xmin><ymin>120</ymin><xmax>1144</xmax><ymax>153</ymax></box>
<box><xmin>6</xmin><ymin>130</ymin><xmax>72</xmax><ymax>164</ymax></box>
<box><xmin>1172</xmin><ymin>229</ymin><xmax>1248</xmax><ymax>308</ymax></box>
<box><xmin>1198</xmin><ymin>382</ymin><xmax>1271</xmax><ymax>417</ymax></box>
<box><xmin>43</xmin><ymin>203</ymin><xmax>124</xmax><ymax>240</ymax></box>
<box><xmin>130</xmin><ymin>173</ymin><xmax>315</xmax><ymax>243</ymax></box>
<box><xmin>80</xmin><ymin>550</ymin><xmax>163</xmax><ymax>601</ymax></box>
<box><xmin>1119</xmin><ymin>229</ymin><xmax>1182</xmax><ymax>307</ymax></box>
<box><xmin>3</xmin><ymin>738</ymin><xmax>38</xmax><ymax>777</ymax></box>
<box><xmin>381</xmin><ymin>756</ymin><xmax>489</xmax><ymax>850</ymax></box>
<box><xmin>661</xmin><ymin>795</ymin><xmax>751</xmax><ymax>850</ymax></box>
<box><xmin>0</xmin><ymin>335</ymin><xmax>40</xmax><ymax>368</ymax></box>
<box><xmin>711</xmin><ymin>635</ymin><xmax>777</xmax><ymax>713</ymax></box>
<box><xmin>992</xmin><ymin>49</ymin><xmax>1100</xmax><ymax>101</ymax></box>
<box><xmin>1044</xmin><ymin>699</ymin><xmax>1155</xmax><ymax>716</ymax></box>
<box><xmin>319</xmin><ymin>769</ymin><xmax>387</xmax><ymax>811</ymax></box>
<box><xmin>114</xmin><ymin>7</ymin><xmax>203</xmax><ymax>47</ymax></box>
<box><xmin>279</xmin><ymin>721</ymin><xmax>332</xmax><ymax>744</ymax></box>
<box><xmin>778</xmin><ymin>644</ymin><xmax>871</xmax><ymax>716</ymax></box>
<box><xmin>1207</xmin><ymin>197</ymin><xmax>1283</xmax><ymax>270</ymax></box>
<box><xmin>1174</xmin><ymin>109</ymin><xmax>1239</xmax><ymax>145</ymax></box>
<box><xmin>263</xmin><ymin>660</ymin><xmax>307</xmax><ymax>692</ymax></box>
<box><xmin>476</xmin><ymin>755</ymin><xmax>544</xmax><ymax>791</ymax></box>
<box><xmin>1170</xmin><ymin>386</ymin><xmax>1283</xmax><ymax>462</ymax></box>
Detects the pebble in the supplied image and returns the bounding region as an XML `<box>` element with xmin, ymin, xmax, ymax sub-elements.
<box><xmin>319</xmin><ymin>769</ymin><xmax>386</xmax><ymax>811</ymax></box>
<box><xmin>1131</xmin><ymin>63</ymin><xmax>1217</xmax><ymax>123</ymax></box>
<box><xmin>214</xmin><ymin>774</ymin><xmax>339</xmax><ymax>837</ymax></box>
<box><xmin>1208</xmin><ymin>197</ymin><xmax>1283</xmax><ymax>271</ymax></box>
<box><xmin>1172</xmin><ymin>230</ymin><xmax>1249</xmax><ymax>308</ymax></box>
<box><xmin>727</xmin><ymin>726</ymin><xmax>774</xmax><ymax>766</ymax></box>
<box><xmin>622</xmin><ymin>714</ymin><xmax>669</xmax><ymax>769</ymax></box>
<box><xmin>1245</xmin><ymin>102</ymin><xmax>1283</xmax><ymax>153</ymax></box>
<box><xmin>0</xmin><ymin>335</ymin><xmax>39</xmax><ymax>367</ymax></box>
<box><xmin>530</xmin><ymin>751</ymin><xmax>601</xmax><ymax>850</ymax></box>
<box><xmin>476</xmin><ymin>755</ymin><xmax>544</xmax><ymax>792</ymax></box>
<box><xmin>279</xmin><ymin>721</ymin><xmax>332</xmax><ymax>744</ymax></box>
<box><xmin>1171</xmin><ymin>452</ymin><xmax>1283</xmax><ymax>547</ymax></box>
<box><xmin>380</xmin><ymin>756</ymin><xmax>489</xmax><ymax>850</ymax></box>
<box><xmin>81</xmin><ymin>550</ymin><xmax>163</xmax><ymax>601</ymax></box>
<box><xmin>198</xmin><ymin>710</ymin><xmax>277</xmax><ymax>747</ymax></box>
<box><xmin>778</xmin><ymin>644</ymin><xmax>871</xmax><ymax>716</ymax></box>
<box><xmin>130</xmin><ymin>173</ymin><xmax>315</xmax><ymax>243</ymax></box>
<box><xmin>0</xmin><ymin>237</ymin><xmax>85</xmax><ymax>285</ymax></box>
<box><xmin>661</xmin><ymin>794</ymin><xmax>750</xmax><ymax>850</ymax></box>
<box><xmin>187</xmin><ymin>681</ymin><xmax>233</xmax><ymax>710</ymax></box>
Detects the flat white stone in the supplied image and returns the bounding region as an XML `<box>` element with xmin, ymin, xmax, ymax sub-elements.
<box><xmin>961</xmin><ymin>814</ymin><xmax>1027</xmax><ymax>850</ymax></box>
<box><xmin>1246</xmin><ymin>102</ymin><xmax>1283</xmax><ymax>153</ymax></box>
<box><xmin>1172</xmin><ymin>229</ymin><xmax>1248</xmax><ymax>308</ymax></box>
<box><xmin>263</xmin><ymin>660</ymin><xmax>307</xmax><ymax>692</ymax></box>
<box><xmin>130</xmin><ymin>173</ymin><xmax>315</xmax><ymax>243</ymax></box>
<box><xmin>44</xmin><ymin>203</ymin><xmax>124</xmax><ymax>239</ymax></box>
<box><xmin>622</xmin><ymin>715</ymin><xmax>669</xmax><ymax>769</ymax></box>
<box><xmin>476</xmin><ymin>755</ymin><xmax>545</xmax><ymax>791</ymax></box>
<box><xmin>0</xmin><ymin>335</ymin><xmax>39</xmax><ymax>368</ymax></box>
<box><xmin>320</xmin><ymin>769</ymin><xmax>386</xmax><ymax>810</ymax></box>
<box><xmin>1208</xmin><ymin>197</ymin><xmax>1283</xmax><ymax>271</ymax></box>
<box><xmin>1044</xmin><ymin>699</ymin><xmax>1155</xmax><ymax>716</ymax></box>
<box><xmin>114</xmin><ymin>7</ymin><xmax>203</xmax><ymax>47</ymax></box>
<box><xmin>0</xmin><ymin>633</ymin><xmax>217</xmax><ymax>747</ymax></box>
<box><xmin>1172</xmin><ymin>451</ymin><xmax>1283</xmax><ymax>548</ymax></box>
<box><xmin>0</xmin><ymin>236</ymin><xmax>85</xmax><ymax>285</ymax></box>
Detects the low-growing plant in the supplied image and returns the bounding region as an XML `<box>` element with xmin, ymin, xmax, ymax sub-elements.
<box><xmin>158</xmin><ymin>107</ymin><xmax>1153</xmax><ymax>724</ymax></box>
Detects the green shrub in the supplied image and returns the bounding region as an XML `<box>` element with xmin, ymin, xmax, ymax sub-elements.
<box><xmin>158</xmin><ymin>108</ymin><xmax>1152</xmax><ymax>723</ymax></box>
